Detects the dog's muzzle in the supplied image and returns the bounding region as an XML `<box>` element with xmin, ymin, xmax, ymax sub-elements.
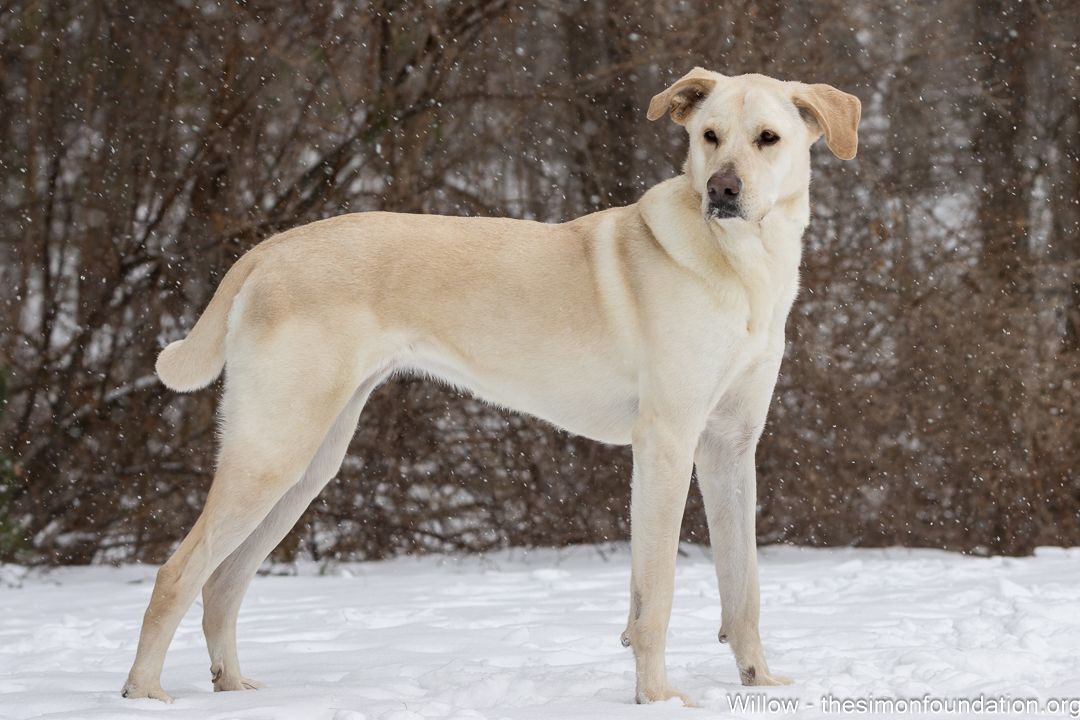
<box><xmin>706</xmin><ymin>172</ymin><xmax>743</xmax><ymax>220</ymax></box>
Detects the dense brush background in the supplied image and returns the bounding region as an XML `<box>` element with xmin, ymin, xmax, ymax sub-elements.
<box><xmin>1</xmin><ymin>0</ymin><xmax>1078</xmax><ymax>564</ymax></box>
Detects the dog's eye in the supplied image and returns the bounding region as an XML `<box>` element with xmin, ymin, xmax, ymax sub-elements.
<box><xmin>758</xmin><ymin>130</ymin><xmax>780</xmax><ymax>146</ymax></box>
<box><xmin>703</xmin><ymin>129</ymin><xmax>718</xmax><ymax>144</ymax></box>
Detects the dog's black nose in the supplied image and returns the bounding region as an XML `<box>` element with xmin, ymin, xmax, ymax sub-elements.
<box><xmin>707</xmin><ymin>173</ymin><xmax>742</xmax><ymax>200</ymax></box>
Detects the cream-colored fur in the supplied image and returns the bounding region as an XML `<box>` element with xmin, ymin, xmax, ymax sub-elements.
<box><xmin>122</xmin><ymin>69</ymin><xmax>860</xmax><ymax>705</ymax></box>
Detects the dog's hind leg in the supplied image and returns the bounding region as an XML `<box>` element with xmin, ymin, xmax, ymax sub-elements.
<box><xmin>200</xmin><ymin>371</ymin><xmax>385</xmax><ymax>692</ymax></box>
<box><xmin>122</xmin><ymin>334</ymin><xmax>364</xmax><ymax>702</ymax></box>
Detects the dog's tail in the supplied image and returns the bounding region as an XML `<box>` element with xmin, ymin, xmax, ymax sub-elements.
<box><xmin>156</xmin><ymin>252</ymin><xmax>258</xmax><ymax>392</ymax></box>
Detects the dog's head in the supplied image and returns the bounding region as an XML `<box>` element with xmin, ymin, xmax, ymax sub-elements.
<box><xmin>648</xmin><ymin>68</ymin><xmax>861</xmax><ymax>224</ymax></box>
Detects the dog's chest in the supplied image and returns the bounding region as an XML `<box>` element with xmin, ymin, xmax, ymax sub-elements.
<box><xmin>695</xmin><ymin>234</ymin><xmax>802</xmax><ymax>410</ymax></box>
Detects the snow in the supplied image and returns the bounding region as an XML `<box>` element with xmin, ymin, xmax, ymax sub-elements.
<box><xmin>2</xmin><ymin>545</ymin><xmax>1079</xmax><ymax>720</ymax></box>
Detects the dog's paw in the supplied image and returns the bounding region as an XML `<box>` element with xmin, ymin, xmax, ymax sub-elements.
<box><xmin>635</xmin><ymin>685</ymin><xmax>695</xmax><ymax>706</ymax></box>
<box><xmin>121</xmin><ymin>680</ymin><xmax>174</xmax><ymax>703</ymax></box>
<box><xmin>739</xmin><ymin>664</ymin><xmax>793</xmax><ymax>686</ymax></box>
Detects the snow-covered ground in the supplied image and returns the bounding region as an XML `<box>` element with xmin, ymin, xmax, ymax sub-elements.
<box><xmin>1</xmin><ymin>545</ymin><xmax>1079</xmax><ymax>720</ymax></box>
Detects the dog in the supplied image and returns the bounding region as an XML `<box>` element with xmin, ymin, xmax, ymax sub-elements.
<box><xmin>122</xmin><ymin>68</ymin><xmax>860</xmax><ymax>704</ymax></box>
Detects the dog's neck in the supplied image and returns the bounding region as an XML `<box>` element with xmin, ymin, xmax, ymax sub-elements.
<box><xmin>636</xmin><ymin>174</ymin><xmax>808</xmax><ymax>333</ymax></box>
<box><xmin>639</xmin><ymin>174</ymin><xmax>808</xmax><ymax>270</ymax></box>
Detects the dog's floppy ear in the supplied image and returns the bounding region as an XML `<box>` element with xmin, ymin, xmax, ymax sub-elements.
<box><xmin>647</xmin><ymin>67</ymin><xmax>719</xmax><ymax>125</ymax></box>
<box><xmin>792</xmin><ymin>83</ymin><xmax>862</xmax><ymax>160</ymax></box>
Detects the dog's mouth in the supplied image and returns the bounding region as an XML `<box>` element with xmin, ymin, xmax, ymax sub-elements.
<box><xmin>705</xmin><ymin>201</ymin><xmax>742</xmax><ymax>221</ymax></box>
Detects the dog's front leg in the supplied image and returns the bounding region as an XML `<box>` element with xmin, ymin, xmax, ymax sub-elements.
<box><xmin>695</xmin><ymin>420</ymin><xmax>792</xmax><ymax>687</ymax></box>
<box><xmin>626</xmin><ymin>417</ymin><xmax>696</xmax><ymax>704</ymax></box>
